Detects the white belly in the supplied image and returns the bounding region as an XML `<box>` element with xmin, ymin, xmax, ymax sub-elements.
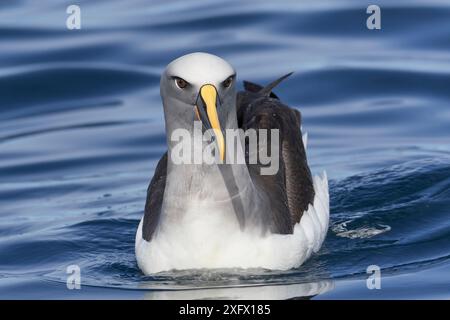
<box><xmin>135</xmin><ymin>172</ymin><xmax>329</xmax><ymax>275</ymax></box>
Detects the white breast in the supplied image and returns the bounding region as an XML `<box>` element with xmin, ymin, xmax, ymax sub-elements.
<box><xmin>135</xmin><ymin>171</ymin><xmax>329</xmax><ymax>275</ymax></box>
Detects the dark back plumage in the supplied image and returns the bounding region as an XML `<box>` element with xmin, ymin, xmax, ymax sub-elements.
<box><xmin>237</xmin><ymin>74</ymin><xmax>315</xmax><ymax>233</ymax></box>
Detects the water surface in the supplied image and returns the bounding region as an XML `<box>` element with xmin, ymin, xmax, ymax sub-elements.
<box><xmin>0</xmin><ymin>0</ymin><xmax>449</xmax><ymax>299</ymax></box>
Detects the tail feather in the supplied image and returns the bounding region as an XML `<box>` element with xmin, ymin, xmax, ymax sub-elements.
<box><xmin>259</xmin><ymin>72</ymin><xmax>293</xmax><ymax>96</ymax></box>
<box><xmin>243</xmin><ymin>72</ymin><xmax>294</xmax><ymax>98</ymax></box>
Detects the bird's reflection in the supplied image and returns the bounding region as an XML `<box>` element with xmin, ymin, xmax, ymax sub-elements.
<box><xmin>140</xmin><ymin>279</ymin><xmax>334</xmax><ymax>300</ymax></box>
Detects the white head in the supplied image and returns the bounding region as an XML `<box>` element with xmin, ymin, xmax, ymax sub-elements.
<box><xmin>160</xmin><ymin>52</ymin><xmax>237</xmax><ymax>161</ymax></box>
<box><xmin>164</xmin><ymin>52</ymin><xmax>235</xmax><ymax>89</ymax></box>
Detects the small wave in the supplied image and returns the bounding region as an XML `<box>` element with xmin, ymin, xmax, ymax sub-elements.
<box><xmin>0</xmin><ymin>64</ymin><xmax>158</xmax><ymax>112</ymax></box>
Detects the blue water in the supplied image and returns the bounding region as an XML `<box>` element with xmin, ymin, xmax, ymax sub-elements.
<box><xmin>1</xmin><ymin>0</ymin><xmax>450</xmax><ymax>299</ymax></box>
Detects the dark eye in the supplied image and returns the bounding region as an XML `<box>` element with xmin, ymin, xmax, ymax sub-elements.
<box><xmin>222</xmin><ymin>76</ymin><xmax>233</xmax><ymax>88</ymax></box>
<box><xmin>174</xmin><ymin>77</ymin><xmax>188</xmax><ymax>89</ymax></box>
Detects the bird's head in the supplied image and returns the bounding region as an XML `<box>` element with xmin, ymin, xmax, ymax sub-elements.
<box><xmin>160</xmin><ymin>52</ymin><xmax>237</xmax><ymax>162</ymax></box>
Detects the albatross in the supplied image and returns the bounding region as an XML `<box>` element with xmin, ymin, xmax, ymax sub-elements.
<box><xmin>135</xmin><ymin>52</ymin><xmax>329</xmax><ymax>274</ymax></box>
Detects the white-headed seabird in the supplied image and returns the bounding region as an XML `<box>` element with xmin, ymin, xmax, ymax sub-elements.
<box><xmin>135</xmin><ymin>52</ymin><xmax>329</xmax><ymax>274</ymax></box>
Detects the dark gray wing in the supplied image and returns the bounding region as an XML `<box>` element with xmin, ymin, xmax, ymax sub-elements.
<box><xmin>237</xmin><ymin>74</ymin><xmax>315</xmax><ymax>232</ymax></box>
<box><xmin>142</xmin><ymin>152</ymin><xmax>167</xmax><ymax>241</ymax></box>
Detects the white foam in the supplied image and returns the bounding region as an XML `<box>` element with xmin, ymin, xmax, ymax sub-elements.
<box><xmin>332</xmin><ymin>221</ymin><xmax>391</xmax><ymax>239</ymax></box>
<box><xmin>135</xmin><ymin>172</ymin><xmax>329</xmax><ymax>275</ymax></box>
